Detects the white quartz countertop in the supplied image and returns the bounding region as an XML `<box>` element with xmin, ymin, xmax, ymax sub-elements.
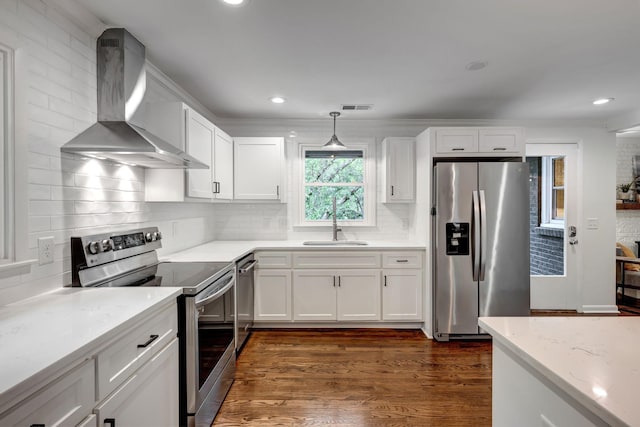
<box><xmin>0</xmin><ymin>287</ymin><xmax>181</xmax><ymax>410</ymax></box>
<box><xmin>479</xmin><ymin>316</ymin><xmax>640</xmax><ymax>427</ymax></box>
<box><xmin>164</xmin><ymin>240</ymin><xmax>426</xmax><ymax>263</ymax></box>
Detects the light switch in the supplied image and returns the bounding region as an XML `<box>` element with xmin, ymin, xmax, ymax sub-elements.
<box><xmin>586</xmin><ymin>218</ymin><xmax>599</xmax><ymax>230</ymax></box>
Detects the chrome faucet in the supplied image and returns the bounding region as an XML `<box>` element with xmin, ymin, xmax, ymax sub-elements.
<box><xmin>332</xmin><ymin>196</ymin><xmax>342</xmax><ymax>241</ymax></box>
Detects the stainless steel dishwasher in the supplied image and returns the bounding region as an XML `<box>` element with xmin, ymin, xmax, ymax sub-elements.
<box><xmin>235</xmin><ymin>253</ymin><xmax>256</xmax><ymax>353</ymax></box>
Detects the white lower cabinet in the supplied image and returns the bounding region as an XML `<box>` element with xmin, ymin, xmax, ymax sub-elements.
<box><xmin>293</xmin><ymin>270</ymin><xmax>337</xmax><ymax>321</ymax></box>
<box><xmin>256</xmin><ymin>250</ymin><xmax>424</xmax><ymax>325</ymax></box>
<box><xmin>94</xmin><ymin>339</ymin><xmax>179</xmax><ymax>427</ymax></box>
<box><xmin>0</xmin><ymin>359</ymin><xmax>95</xmax><ymax>427</ymax></box>
<box><xmin>293</xmin><ymin>270</ymin><xmax>381</xmax><ymax>321</ymax></box>
<box><xmin>0</xmin><ymin>302</ymin><xmax>179</xmax><ymax>427</ymax></box>
<box><xmin>255</xmin><ymin>269</ymin><xmax>292</xmax><ymax>321</ymax></box>
<box><xmin>337</xmin><ymin>270</ymin><xmax>381</xmax><ymax>321</ymax></box>
<box><xmin>382</xmin><ymin>269</ymin><xmax>423</xmax><ymax>321</ymax></box>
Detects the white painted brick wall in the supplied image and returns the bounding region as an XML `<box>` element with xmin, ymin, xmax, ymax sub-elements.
<box><xmin>616</xmin><ymin>137</ymin><xmax>640</xmax><ymax>250</ymax></box>
<box><xmin>0</xmin><ymin>0</ymin><xmax>216</xmax><ymax>305</ymax></box>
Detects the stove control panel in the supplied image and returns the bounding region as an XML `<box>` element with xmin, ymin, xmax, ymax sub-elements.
<box><xmin>70</xmin><ymin>227</ymin><xmax>163</xmax><ymax>286</ymax></box>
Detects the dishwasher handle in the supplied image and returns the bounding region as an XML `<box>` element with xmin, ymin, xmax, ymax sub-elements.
<box><xmin>239</xmin><ymin>260</ymin><xmax>258</xmax><ymax>274</ymax></box>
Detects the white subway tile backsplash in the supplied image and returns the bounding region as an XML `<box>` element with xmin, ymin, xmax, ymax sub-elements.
<box><xmin>28</xmin><ymin>72</ymin><xmax>72</xmax><ymax>102</ymax></box>
<box><xmin>2</xmin><ymin>1</ymin><xmax>221</xmax><ymax>304</ymax></box>
<box><xmin>28</xmin><ymin>151</ymin><xmax>50</xmax><ymax>169</ymax></box>
<box><xmin>29</xmin><ymin>215</ymin><xmax>51</xmax><ymax>232</ymax></box>
<box><xmin>29</xmin><ymin>184</ymin><xmax>51</xmax><ymax>200</ymax></box>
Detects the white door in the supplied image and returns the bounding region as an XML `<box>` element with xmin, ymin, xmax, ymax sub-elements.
<box><xmin>526</xmin><ymin>143</ymin><xmax>578</xmax><ymax>310</ymax></box>
<box><xmin>255</xmin><ymin>269</ymin><xmax>292</xmax><ymax>321</ymax></box>
<box><xmin>234</xmin><ymin>137</ymin><xmax>283</xmax><ymax>200</ymax></box>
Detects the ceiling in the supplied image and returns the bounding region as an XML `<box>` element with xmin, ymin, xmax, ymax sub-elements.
<box><xmin>73</xmin><ymin>0</ymin><xmax>640</xmax><ymax>124</ymax></box>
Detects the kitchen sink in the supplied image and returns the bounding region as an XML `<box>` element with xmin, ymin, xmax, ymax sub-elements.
<box><xmin>303</xmin><ymin>240</ymin><xmax>369</xmax><ymax>246</ymax></box>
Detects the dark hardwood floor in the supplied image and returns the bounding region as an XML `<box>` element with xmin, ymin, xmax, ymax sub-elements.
<box><xmin>214</xmin><ymin>299</ymin><xmax>638</xmax><ymax>426</ymax></box>
<box><xmin>214</xmin><ymin>329</ymin><xmax>492</xmax><ymax>426</ymax></box>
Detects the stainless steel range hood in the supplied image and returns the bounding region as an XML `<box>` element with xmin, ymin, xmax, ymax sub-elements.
<box><xmin>61</xmin><ymin>28</ymin><xmax>208</xmax><ymax>169</ymax></box>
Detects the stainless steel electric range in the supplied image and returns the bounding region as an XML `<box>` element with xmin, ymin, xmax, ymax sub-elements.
<box><xmin>69</xmin><ymin>226</ymin><xmax>235</xmax><ymax>427</ymax></box>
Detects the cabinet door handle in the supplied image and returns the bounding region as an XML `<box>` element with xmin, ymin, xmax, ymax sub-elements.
<box><xmin>30</xmin><ymin>424</ymin><xmax>45</xmax><ymax>427</ymax></box>
<box><xmin>492</xmin><ymin>147</ymin><xmax>507</xmax><ymax>151</ymax></box>
<box><xmin>276</xmin><ymin>185</ymin><xmax>280</xmax><ymax>197</ymax></box>
<box><xmin>384</xmin><ymin>275</ymin><xmax>387</xmax><ymax>287</ymax></box>
<box><xmin>333</xmin><ymin>276</ymin><xmax>336</xmax><ymax>287</ymax></box>
<box><xmin>104</xmin><ymin>419</ymin><xmax>116</xmax><ymax>427</ymax></box>
<box><xmin>338</xmin><ymin>276</ymin><xmax>341</xmax><ymax>287</ymax></box>
<box><xmin>452</xmin><ymin>148</ymin><xmax>465</xmax><ymax>151</ymax></box>
<box><xmin>137</xmin><ymin>334</ymin><xmax>159</xmax><ymax>348</ymax></box>
<box><xmin>396</xmin><ymin>259</ymin><xmax>409</xmax><ymax>263</ymax></box>
<box><xmin>391</xmin><ymin>185</ymin><xmax>394</xmax><ymax>196</ymax></box>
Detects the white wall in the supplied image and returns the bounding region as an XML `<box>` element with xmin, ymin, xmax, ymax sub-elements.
<box><xmin>0</xmin><ymin>0</ymin><xmax>217</xmax><ymax>305</ymax></box>
<box><xmin>615</xmin><ymin>136</ymin><xmax>640</xmax><ymax>250</ymax></box>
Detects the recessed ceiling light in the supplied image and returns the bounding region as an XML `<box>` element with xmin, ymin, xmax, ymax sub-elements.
<box><xmin>465</xmin><ymin>61</ymin><xmax>488</xmax><ymax>71</ymax></box>
<box><xmin>593</xmin><ymin>98</ymin><xmax>614</xmax><ymax>105</ymax></box>
<box><xmin>222</xmin><ymin>0</ymin><xmax>245</xmax><ymax>5</ymax></box>
<box><xmin>270</xmin><ymin>96</ymin><xmax>286</xmax><ymax>104</ymax></box>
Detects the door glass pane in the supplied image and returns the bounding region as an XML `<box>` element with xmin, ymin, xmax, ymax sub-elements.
<box><xmin>526</xmin><ymin>156</ymin><xmax>565</xmax><ymax>276</ymax></box>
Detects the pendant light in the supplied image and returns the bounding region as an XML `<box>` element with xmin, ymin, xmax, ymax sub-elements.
<box><xmin>323</xmin><ymin>111</ymin><xmax>347</xmax><ymax>150</ymax></box>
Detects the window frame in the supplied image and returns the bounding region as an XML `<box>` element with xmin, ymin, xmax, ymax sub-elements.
<box><xmin>540</xmin><ymin>156</ymin><xmax>565</xmax><ymax>229</ymax></box>
<box><xmin>295</xmin><ymin>139</ymin><xmax>376</xmax><ymax>227</ymax></box>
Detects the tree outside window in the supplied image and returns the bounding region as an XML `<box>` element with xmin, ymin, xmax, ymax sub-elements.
<box><xmin>304</xmin><ymin>150</ymin><xmax>364</xmax><ymax>221</ymax></box>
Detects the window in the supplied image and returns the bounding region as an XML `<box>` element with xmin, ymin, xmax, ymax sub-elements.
<box><xmin>541</xmin><ymin>156</ymin><xmax>565</xmax><ymax>227</ymax></box>
<box><xmin>297</xmin><ymin>141</ymin><xmax>375</xmax><ymax>226</ymax></box>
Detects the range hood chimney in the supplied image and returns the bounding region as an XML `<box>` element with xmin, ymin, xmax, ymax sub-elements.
<box><xmin>61</xmin><ymin>28</ymin><xmax>208</xmax><ymax>169</ymax></box>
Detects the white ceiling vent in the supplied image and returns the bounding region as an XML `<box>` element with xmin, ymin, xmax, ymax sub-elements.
<box><xmin>341</xmin><ymin>104</ymin><xmax>373</xmax><ymax>111</ymax></box>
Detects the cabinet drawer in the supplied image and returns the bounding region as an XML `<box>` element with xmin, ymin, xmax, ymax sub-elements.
<box><xmin>96</xmin><ymin>303</ymin><xmax>177</xmax><ymax>400</ymax></box>
<box><xmin>0</xmin><ymin>359</ymin><xmax>95</xmax><ymax>426</ymax></box>
<box><xmin>435</xmin><ymin>129</ymin><xmax>478</xmax><ymax>153</ymax></box>
<box><xmin>478</xmin><ymin>128</ymin><xmax>522</xmax><ymax>153</ymax></box>
<box><xmin>382</xmin><ymin>252</ymin><xmax>423</xmax><ymax>268</ymax></box>
<box><xmin>94</xmin><ymin>339</ymin><xmax>179</xmax><ymax>427</ymax></box>
<box><xmin>293</xmin><ymin>252</ymin><xmax>381</xmax><ymax>268</ymax></box>
<box><xmin>256</xmin><ymin>251</ymin><xmax>292</xmax><ymax>268</ymax></box>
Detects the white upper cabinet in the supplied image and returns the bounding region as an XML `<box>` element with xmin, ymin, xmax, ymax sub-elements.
<box><xmin>213</xmin><ymin>127</ymin><xmax>234</xmax><ymax>200</ymax></box>
<box><xmin>431</xmin><ymin>127</ymin><xmax>524</xmax><ymax>157</ymax></box>
<box><xmin>234</xmin><ymin>137</ymin><xmax>284</xmax><ymax>200</ymax></box>
<box><xmin>186</xmin><ymin>108</ymin><xmax>215</xmax><ymax>199</ymax></box>
<box><xmin>381</xmin><ymin>137</ymin><xmax>415</xmax><ymax>203</ymax></box>
<box><xmin>144</xmin><ymin>102</ymin><xmax>234</xmax><ymax>201</ymax></box>
<box><xmin>434</xmin><ymin>128</ymin><xmax>479</xmax><ymax>153</ymax></box>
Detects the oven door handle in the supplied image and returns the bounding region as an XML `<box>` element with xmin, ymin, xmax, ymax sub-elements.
<box><xmin>239</xmin><ymin>260</ymin><xmax>257</xmax><ymax>274</ymax></box>
<box><xmin>195</xmin><ymin>275</ymin><xmax>235</xmax><ymax>308</ymax></box>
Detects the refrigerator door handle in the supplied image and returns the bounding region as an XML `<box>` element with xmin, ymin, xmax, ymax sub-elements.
<box><xmin>479</xmin><ymin>190</ymin><xmax>488</xmax><ymax>281</ymax></box>
<box><xmin>472</xmin><ymin>190</ymin><xmax>481</xmax><ymax>281</ymax></box>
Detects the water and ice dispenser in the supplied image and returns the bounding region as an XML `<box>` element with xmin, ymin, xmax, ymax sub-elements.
<box><xmin>445</xmin><ymin>222</ymin><xmax>469</xmax><ymax>255</ymax></box>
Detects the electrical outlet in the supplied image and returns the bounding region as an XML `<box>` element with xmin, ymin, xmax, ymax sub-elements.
<box><xmin>38</xmin><ymin>236</ymin><xmax>55</xmax><ymax>265</ymax></box>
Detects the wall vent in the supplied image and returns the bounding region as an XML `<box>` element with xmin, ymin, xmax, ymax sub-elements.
<box><xmin>341</xmin><ymin>104</ymin><xmax>373</xmax><ymax>111</ymax></box>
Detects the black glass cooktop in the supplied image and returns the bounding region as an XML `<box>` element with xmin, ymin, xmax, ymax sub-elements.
<box><xmin>96</xmin><ymin>261</ymin><xmax>233</xmax><ymax>294</ymax></box>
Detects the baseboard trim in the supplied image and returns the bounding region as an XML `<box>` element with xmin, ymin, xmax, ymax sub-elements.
<box><xmin>581</xmin><ymin>304</ymin><xmax>620</xmax><ymax>314</ymax></box>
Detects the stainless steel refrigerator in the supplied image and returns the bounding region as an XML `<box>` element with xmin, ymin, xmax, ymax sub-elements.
<box><xmin>433</xmin><ymin>161</ymin><xmax>530</xmax><ymax>341</ymax></box>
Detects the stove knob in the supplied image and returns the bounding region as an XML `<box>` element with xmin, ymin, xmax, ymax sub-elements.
<box><xmin>101</xmin><ymin>239</ymin><xmax>112</xmax><ymax>252</ymax></box>
<box><xmin>153</xmin><ymin>231</ymin><xmax>162</xmax><ymax>241</ymax></box>
<box><xmin>145</xmin><ymin>232</ymin><xmax>153</xmax><ymax>242</ymax></box>
<box><xmin>88</xmin><ymin>241</ymin><xmax>100</xmax><ymax>255</ymax></box>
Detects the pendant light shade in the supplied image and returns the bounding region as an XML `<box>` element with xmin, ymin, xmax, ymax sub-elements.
<box><xmin>323</xmin><ymin>111</ymin><xmax>347</xmax><ymax>150</ymax></box>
